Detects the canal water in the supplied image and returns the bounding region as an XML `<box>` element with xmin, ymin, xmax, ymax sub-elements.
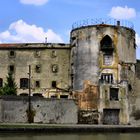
<box><xmin>0</xmin><ymin>133</ymin><xmax>140</xmax><ymax>140</ymax></box>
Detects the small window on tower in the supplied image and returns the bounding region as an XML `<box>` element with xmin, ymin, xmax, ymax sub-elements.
<box><xmin>101</xmin><ymin>73</ymin><xmax>113</xmax><ymax>84</ymax></box>
<box><xmin>103</xmin><ymin>54</ymin><xmax>113</xmax><ymax>65</ymax></box>
<box><xmin>110</xmin><ymin>88</ymin><xmax>119</xmax><ymax>101</ymax></box>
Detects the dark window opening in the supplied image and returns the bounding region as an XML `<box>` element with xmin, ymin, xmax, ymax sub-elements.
<box><xmin>34</xmin><ymin>51</ymin><xmax>40</xmax><ymax>58</ymax></box>
<box><xmin>101</xmin><ymin>35</ymin><xmax>113</xmax><ymax>48</ymax></box>
<box><xmin>110</xmin><ymin>88</ymin><xmax>119</xmax><ymax>101</ymax></box>
<box><xmin>101</xmin><ymin>74</ymin><xmax>113</xmax><ymax>84</ymax></box>
<box><xmin>9</xmin><ymin>65</ymin><xmax>15</xmax><ymax>73</ymax></box>
<box><xmin>35</xmin><ymin>65</ymin><xmax>41</xmax><ymax>73</ymax></box>
<box><xmin>51</xmin><ymin>95</ymin><xmax>57</xmax><ymax>98</ymax></box>
<box><xmin>103</xmin><ymin>109</ymin><xmax>120</xmax><ymax>125</ymax></box>
<box><xmin>60</xmin><ymin>95</ymin><xmax>68</xmax><ymax>99</ymax></box>
<box><xmin>19</xmin><ymin>93</ymin><xmax>28</xmax><ymax>96</ymax></box>
<box><xmin>100</xmin><ymin>35</ymin><xmax>114</xmax><ymax>54</ymax></box>
<box><xmin>9</xmin><ymin>51</ymin><xmax>15</xmax><ymax>58</ymax></box>
<box><xmin>52</xmin><ymin>64</ymin><xmax>58</xmax><ymax>73</ymax></box>
<box><xmin>51</xmin><ymin>50</ymin><xmax>57</xmax><ymax>58</ymax></box>
<box><xmin>52</xmin><ymin>81</ymin><xmax>56</xmax><ymax>88</ymax></box>
<box><xmin>128</xmin><ymin>84</ymin><xmax>132</xmax><ymax>91</ymax></box>
<box><xmin>0</xmin><ymin>78</ymin><xmax>3</xmax><ymax>87</ymax></box>
<box><xmin>20</xmin><ymin>78</ymin><xmax>29</xmax><ymax>89</ymax></box>
<box><xmin>33</xmin><ymin>93</ymin><xmax>43</xmax><ymax>97</ymax></box>
<box><xmin>35</xmin><ymin>81</ymin><xmax>40</xmax><ymax>88</ymax></box>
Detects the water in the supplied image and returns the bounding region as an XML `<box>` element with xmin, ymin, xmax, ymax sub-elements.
<box><xmin>0</xmin><ymin>133</ymin><xmax>140</xmax><ymax>140</ymax></box>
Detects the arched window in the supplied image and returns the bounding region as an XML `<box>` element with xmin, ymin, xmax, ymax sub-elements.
<box><xmin>100</xmin><ymin>35</ymin><xmax>114</xmax><ymax>65</ymax></box>
<box><xmin>100</xmin><ymin>35</ymin><xmax>113</xmax><ymax>50</ymax></box>
<box><xmin>20</xmin><ymin>78</ymin><xmax>29</xmax><ymax>89</ymax></box>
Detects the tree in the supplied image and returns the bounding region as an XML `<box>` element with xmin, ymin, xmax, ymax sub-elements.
<box><xmin>0</xmin><ymin>72</ymin><xmax>17</xmax><ymax>95</ymax></box>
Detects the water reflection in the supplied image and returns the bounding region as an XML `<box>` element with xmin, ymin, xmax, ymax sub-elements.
<box><xmin>0</xmin><ymin>133</ymin><xmax>140</xmax><ymax>140</ymax></box>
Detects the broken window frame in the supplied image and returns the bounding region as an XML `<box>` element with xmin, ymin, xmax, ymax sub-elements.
<box><xmin>20</xmin><ymin>78</ymin><xmax>29</xmax><ymax>89</ymax></box>
<box><xmin>51</xmin><ymin>50</ymin><xmax>57</xmax><ymax>58</ymax></box>
<box><xmin>100</xmin><ymin>73</ymin><xmax>113</xmax><ymax>84</ymax></box>
<box><xmin>103</xmin><ymin>54</ymin><xmax>113</xmax><ymax>66</ymax></box>
<box><xmin>35</xmin><ymin>80</ymin><xmax>40</xmax><ymax>88</ymax></box>
<box><xmin>52</xmin><ymin>64</ymin><xmax>58</xmax><ymax>73</ymax></box>
<box><xmin>9</xmin><ymin>50</ymin><xmax>16</xmax><ymax>58</ymax></box>
<box><xmin>34</xmin><ymin>50</ymin><xmax>41</xmax><ymax>58</ymax></box>
<box><xmin>35</xmin><ymin>64</ymin><xmax>41</xmax><ymax>73</ymax></box>
<box><xmin>110</xmin><ymin>88</ymin><xmax>119</xmax><ymax>101</ymax></box>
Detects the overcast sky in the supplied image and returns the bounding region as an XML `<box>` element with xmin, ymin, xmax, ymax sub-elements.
<box><xmin>0</xmin><ymin>0</ymin><xmax>140</xmax><ymax>58</ymax></box>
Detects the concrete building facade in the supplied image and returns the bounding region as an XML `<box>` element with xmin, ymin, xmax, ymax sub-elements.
<box><xmin>0</xmin><ymin>43</ymin><xmax>71</xmax><ymax>98</ymax></box>
<box><xmin>0</xmin><ymin>19</ymin><xmax>140</xmax><ymax>125</ymax></box>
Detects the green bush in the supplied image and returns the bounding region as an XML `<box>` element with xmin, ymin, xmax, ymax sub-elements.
<box><xmin>0</xmin><ymin>72</ymin><xmax>17</xmax><ymax>95</ymax></box>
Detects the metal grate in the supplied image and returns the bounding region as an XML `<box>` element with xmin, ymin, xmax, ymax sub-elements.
<box><xmin>72</xmin><ymin>18</ymin><xmax>134</xmax><ymax>30</ymax></box>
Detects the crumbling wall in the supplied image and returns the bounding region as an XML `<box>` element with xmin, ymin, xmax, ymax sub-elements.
<box><xmin>73</xmin><ymin>81</ymin><xmax>99</xmax><ymax>124</ymax></box>
<box><xmin>73</xmin><ymin>81</ymin><xmax>99</xmax><ymax>110</ymax></box>
<box><xmin>0</xmin><ymin>96</ymin><xmax>78</xmax><ymax>124</ymax></box>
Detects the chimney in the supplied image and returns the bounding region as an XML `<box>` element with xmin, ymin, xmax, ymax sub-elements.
<box><xmin>117</xmin><ymin>21</ymin><xmax>120</xmax><ymax>26</ymax></box>
<box><xmin>45</xmin><ymin>37</ymin><xmax>47</xmax><ymax>43</ymax></box>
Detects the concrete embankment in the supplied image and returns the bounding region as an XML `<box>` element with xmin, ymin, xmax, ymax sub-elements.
<box><xmin>0</xmin><ymin>124</ymin><xmax>140</xmax><ymax>133</ymax></box>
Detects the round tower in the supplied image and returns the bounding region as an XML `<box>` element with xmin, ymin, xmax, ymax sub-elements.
<box><xmin>70</xmin><ymin>19</ymin><xmax>136</xmax><ymax>91</ymax></box>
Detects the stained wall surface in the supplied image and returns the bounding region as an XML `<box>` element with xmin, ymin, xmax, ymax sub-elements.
<box><xmin>0</xmin><ymin>96</ymin><xmax>78</xmax><ymax>124</ymax></box>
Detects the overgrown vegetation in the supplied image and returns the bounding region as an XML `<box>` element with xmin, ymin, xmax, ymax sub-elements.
<box><xmin>0</xmin><ymin>72</ymin><xmax>17</xmax><ymax>95</ymax></box>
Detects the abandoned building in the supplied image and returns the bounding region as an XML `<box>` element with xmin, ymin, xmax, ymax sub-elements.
<box><xmin>0</xmin><ymin>19</ymin><xmax>140</xmax><ymax>125</ymax></box>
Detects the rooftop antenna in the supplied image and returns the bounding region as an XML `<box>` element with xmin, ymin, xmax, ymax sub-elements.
<box><xmin>45</xmin><ymin>37</ymin><xmax>47</xmax><ymax>43</ymax></box>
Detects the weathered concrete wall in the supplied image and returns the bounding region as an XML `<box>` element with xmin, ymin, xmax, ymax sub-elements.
<box><xmin>99</xmin><ymin>83</ymin><xmax>129</xmax><ymax>125</ymax></box>
<box><xmin>71</xmin><ymin>27</ymin><xmax>99</xmax><ymax>90</ymax></box>
<box><xmin>0</xmin><ymin>43</ymin><xmax>71</xmax><ymax>97</ymax></box>
<box><xmin>71</xmin><ymin>25</ymin><xmax>136</xmax><ymax>91</ymax></box>
<box><xmin>73</xmin><ymin>81</ymin><xmax>99</xmax><ymax>110</ymax></box>
<box><xmin>136</xmin><ymin>59</ymin><xmax>140</xmax><ymax>79</ymax></box>
<box><xmin>129</xmin><ymin>77</ymin><xmax>140</xmax><ymax>125</ymax></box>
<box><xmin>0</xmin><ymin>96</ymin><xmax>78</xmax><ymax>124</ymax></box>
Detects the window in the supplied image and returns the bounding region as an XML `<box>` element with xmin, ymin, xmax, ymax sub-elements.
<box><xmin>103</xmin><ymin>54</ymin><xmax>113</xmax><ymax>65</ymax></box>
<box><xmin>34</xmin><ymin>51</ymin><xmax>40</xmax><ymax>58</ymax></box>
<box><xmin>20</xmin><ymin>78</ymin><xmax>29</xmax><ymax>89</ymax></box>
<box><xmin>0</xmin><ymin>78</ymin><xmax>3</xmax><ymax>87</ymax></box>
<box><xmin>100</xmin><ymin>35</ymin><xmax>114</xmax><ymax>66</ymax></box>
<box><xmin>35</xmin><ymin>81</ymin><xmax>40</xmax><ymax>88</ymax></box>
<box><xmin>51</xmin><ymin>50</ymin><xmax>57</xmax><ymax>58</ymax></box>
<box><xmin>35</xmin><ymin>65</ymin><xmax>41</xmax><ymax>73</ymax></box>
<box><xmin>52</xmin><ymin>64</ymin><xmax>58</xmax><ymax>73</ymax></box>
<box><xmin>51</xmin><ymin>95</ymin><xmax>57</xmax><ymax>98</ymax></box>
<box><xmin>60</xmin><ymin>95</ymin><xmax>68</xmax><ymax>99</ymax></box>
<box><xmin>52</xmin><ymin>81</ymin><xmax>56</xmax><ymax>88</ymax></box>
<box><xmin>101</xmin><ymin>74</ymin><xmax>113</xmax><ymax>84</ymax></box>
<box><xmin>100</xmin><ymin>35</ymin><xmax>113</xmax><ymax>50</ymax></box>
<box><xmin>9</xmin><ymin>65</ymin><xmax>15</xmax><ymax>73</ymax></box>
<box><xmin>110</xmin><ymin>88</ymin><xmax>119</xmax><ymax>101</ymax></box>
<box><xmin>9</xmin><ymin>51</ymin><xmax>15</xmax><ymax>58</ymax></box>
